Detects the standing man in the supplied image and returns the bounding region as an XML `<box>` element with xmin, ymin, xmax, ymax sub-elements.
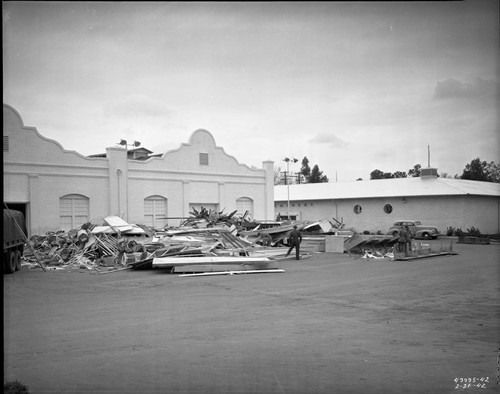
<box><xmin>286</xmin><ymin>225</ymin><xmax>302</xmax><ymax>260</ymax></box>
<box><xmin>397</xmin><ymin>226</ymin><xmax>408</xmax><ymax>253</ymax></box>
<box><xmin>404</xmin><ymin>225</ymin><xmax>413</xmax><ymax>252</ymax></box>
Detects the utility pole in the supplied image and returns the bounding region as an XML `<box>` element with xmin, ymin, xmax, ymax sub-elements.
<box><xmin>283</xmin><ymin>157</ymin><xmax>298</xmax><ymax>220</ymax></box>
<box><xmin>295</xmin><ymin>172</ymin><xmax>302</xmax><ymax>184</ymax></box>
<box><xmin>281</xmin><ymin>171</ymin><xmax>288</xmax><ymax>185</ymax></box>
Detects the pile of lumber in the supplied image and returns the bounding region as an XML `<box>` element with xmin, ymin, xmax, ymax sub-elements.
<box><xmin>22</xmin><ymin>214</ymin><xmax>323</xmax><ymax>274</ymax></box>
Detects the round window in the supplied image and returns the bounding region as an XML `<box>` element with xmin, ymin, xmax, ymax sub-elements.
<box><xmin>353</xmin><ymin>205</ymin><xmax>362</xmax><ymax>214</ymax></box>
<box><xmin>384</xmin><ymin>204</ymin><xmax>393</xmax><ymax>214</ymax></box>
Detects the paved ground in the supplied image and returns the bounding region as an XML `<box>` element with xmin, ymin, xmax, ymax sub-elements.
<box><xmin>4</xmin><ymin>242</ymin><xmax>500</xmax><ymax>394</ymax></box>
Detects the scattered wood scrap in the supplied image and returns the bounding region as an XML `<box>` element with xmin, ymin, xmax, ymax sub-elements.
<box><xmin>178</xmin><ymin>269</ymin><xmax>285</xmax><ymax>277</ymax></box>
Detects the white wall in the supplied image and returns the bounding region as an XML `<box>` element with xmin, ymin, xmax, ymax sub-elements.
<box><xmin>275</xmin><ymin>195</ymin><xmax>500</xmax><ymax>234</ymax></box>
<box><xmin>3</xmin><ymin>105</ymin><xmax>274</xmax><ymax>235</ymax></box>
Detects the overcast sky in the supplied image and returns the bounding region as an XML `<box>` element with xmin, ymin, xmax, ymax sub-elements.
<box><xmin>3</xmin><ymin>1</ymin><xmax>499</xmax><ymax>181</ymax></box>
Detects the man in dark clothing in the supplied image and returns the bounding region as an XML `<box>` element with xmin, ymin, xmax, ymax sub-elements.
<box><xmin>404</xmin><ymin>225</ymin><xmax>413</xmax><ymax>252</ymax></box>
<box><xmin>286</xmin><ymin>225</ymin><xmax>302</xmax><ymax>260</ymax></box>
<box><xmin>397</xmin><ymin>226</ymin><xmax>408</xmax><ymax>253</ymax></box>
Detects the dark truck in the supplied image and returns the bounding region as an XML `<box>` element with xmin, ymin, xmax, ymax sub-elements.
<box><xmin>3</xmin><ymin>209</ymin><xmax>27</xmax><ymax>274</ymax></box>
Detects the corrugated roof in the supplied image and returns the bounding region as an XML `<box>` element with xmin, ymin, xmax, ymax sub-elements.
<box><xmin>274</xmin><ymin>177</ymin><xmax>500</xmax><ymax>201</ymax></box>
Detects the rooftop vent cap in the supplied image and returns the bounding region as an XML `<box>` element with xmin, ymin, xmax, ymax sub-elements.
<box><xmin>421</xmin><ymin>167</ymin><xmax>438</xmax><ymax>179</ymax></box>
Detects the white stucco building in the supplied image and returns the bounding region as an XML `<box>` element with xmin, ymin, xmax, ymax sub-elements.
<box><xmin>3</xmin><ymin>104</ymin><xmax>274</xmax><ymax>235</ymax></box>
<box><xmin>275</xmin><ymin>172</ymin><xmax>500</xmax><ymax>234</ymax></box>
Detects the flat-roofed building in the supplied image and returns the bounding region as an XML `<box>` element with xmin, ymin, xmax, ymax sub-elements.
<box><xmin>275</xmin><ymin>174</ymin><xmax>500</xmax><ymax>234</ymax></box>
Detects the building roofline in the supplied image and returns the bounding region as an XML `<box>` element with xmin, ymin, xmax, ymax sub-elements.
<box><xmin>274</xmin><ymin>177</ymin><xmax>500</xmax><ymax>200</ymax></box>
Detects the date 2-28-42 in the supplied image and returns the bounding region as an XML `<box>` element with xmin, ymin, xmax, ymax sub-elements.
<box><xmin>454</xmin><ymin>377</ymin><xmax>489</xmax><ymax>389</ymax></box>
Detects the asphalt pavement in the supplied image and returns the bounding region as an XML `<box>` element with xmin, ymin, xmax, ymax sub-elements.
<box><xmin>3</xmin><ymin>241</ymin><xmax>499</xmax><ymax>394</ymax></box>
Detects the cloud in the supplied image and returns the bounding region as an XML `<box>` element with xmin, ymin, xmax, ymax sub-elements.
<box><xmin>308</xmin><ymin>133</ymin><xmax>349</xmax><ymax>148</ymax></box>
<box><xmin>103</xmin><ymin>94</ymin><xmax>175</xmax><ymax>118</ymax></box>
<box><xmin>433</xmin><ymin>78</ymin><xmax>498</xmax><ymax>100</ymax></box>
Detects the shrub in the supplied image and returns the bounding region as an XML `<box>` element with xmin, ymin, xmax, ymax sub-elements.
<box><xmin>466</xmin><ymin>226</ymin><xmax>482</xmax><ymax>237</ymax></box>
<box><xmin>4</xmin><ymin>380</ymin><xmax>30</xmax><ymax>394</ymax></box>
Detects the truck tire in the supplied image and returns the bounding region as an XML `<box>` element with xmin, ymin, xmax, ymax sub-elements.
<box><xmin>4</xmin><ymin>250</ymin><xmax>16</xmax><ymax>274</ymax></box>
<box><xmin>15</xmin><ymin>249</ymin><xmax>22</xmax><ymax>271</ymax></box>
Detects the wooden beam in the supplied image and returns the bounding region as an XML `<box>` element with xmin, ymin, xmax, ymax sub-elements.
<box><xmin>178</xmin><ymin>269</ymin><xmax>285</xmax><ymax>277</ymax></box>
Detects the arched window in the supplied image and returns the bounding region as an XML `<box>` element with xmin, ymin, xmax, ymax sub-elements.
<box><xmin>384</xmin><ymin>204</ymin><xmax>393</xmax><ymax>214</ymax></box>
<box><xmin>236</xmin><ymin>197</ymin><xmax>253</xmax><ymax>219</ymax></box>
<box><xmin>353</xmin><ymin>204</ymin><xmax>362</xmax><ymax>214</ymax></box>
<box><xmin>144</xmin><ymin>196</ymin><xmax>168</xmax><ymax>229</ymax></box>
<box><xmin>59</xmin><ymin>194</ymin><xmax>89</xmax><ymax>230</ymax></box>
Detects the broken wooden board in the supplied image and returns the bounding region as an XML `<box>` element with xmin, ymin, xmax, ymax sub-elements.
<box><xmin>164</xmin><ymin>226</ymin><xmax>228</xmax><ymax>236</ymax></box>
<box><xmin>393</xmin><ymin>251</ymin><xmax>458</xmax><ymax>261</ymax></box>
<box><xmin>152</xmin><ymin>255</ymin><xmax>272</xmax><ymax>269</ymax></box>
<box><xmin>303</xmin><ymin>220</ymin><xmax>333</xmax><ymax>233</ymax></box>
<box><xmin>104</xmin><ymin>216</ymin><xmax>146</xmax><ymax>234</ymax></box>
<box><xmin>247</xmin><ymin>247</ymin><xmax>289</xmax><ymax>257</ymax></box>
<box><xmin>173</xmin><ymin>262</ymin><xmax>279</xmax><ymax>273</ymax></box>
<box><xmin>344</xmin><ymin>234</ymin><xmax>397</xmax><ymax>252</ymax></box>
<box><xmin>178</xmin><ymin>269</ymin><xmax>285</xmax><ymax>277</ymax></box>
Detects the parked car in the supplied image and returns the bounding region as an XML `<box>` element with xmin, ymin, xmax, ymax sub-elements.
<box><xmin>387</xmin><ymin>220</ymin><xmax>440</xmax><ymax>240</ymax></box>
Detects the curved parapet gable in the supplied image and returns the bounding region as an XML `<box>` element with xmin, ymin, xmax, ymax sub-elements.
<box><xmin>3</xmin><ymin>103</ymin><xmax>25</xmax><ymax>130</ymax></box>
<box><xmin>189</xmin><ymin>129</ymin><xmax>217</xmax><ymax>147</ymax></box>
<box><xmin>189</xmin><ymin>129</ymin><xmax>255</xmax><ymax>170</ymax></box>
<box><xmin>145</xmin><ymin>128</ymin><xmax>259</xmax><ymax>173</ymax></box>
<box><xmin>3</xmin><ymin>104</ymin><xmax>106</xmax><ymax>164</ymax></box>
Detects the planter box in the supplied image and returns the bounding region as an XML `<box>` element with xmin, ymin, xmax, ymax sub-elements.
<box><xmin>458</xmin><ymin>236</ymin><xmax>490</xmax><ymax>245</ymax></box>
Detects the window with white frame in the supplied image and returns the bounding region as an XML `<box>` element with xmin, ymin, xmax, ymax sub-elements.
<box><xmin>236</xmin><ymin>197</ymin><xmax>253</xmax><ymax>219</ymax></box>
<box><xmin>59</xmin><ymin>194</ymin><xmax>89</xmax><ymax>231</ymax></box>
<box><xmin>144</xmin><ymin>196</ymin><xmax>168</xmax><ymax>229</ymax></box>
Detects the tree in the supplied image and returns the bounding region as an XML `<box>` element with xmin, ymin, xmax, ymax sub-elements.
<box><xmin>300</xmin><ymin>157</ymin><xmax>311</xmax><ymax>183</ymax></box>
<box><xmin>370</xmin><ymin>169</ymin><xmax>384</xmax><ymax>180</ymax></box>
<box><xmin>309</xmin><ymin>164</ymin><xmax>329</xmax><ymax>183</ymax></box>
<box><xmin>298</xmin><ymin>156</ymin><xmax>328</xmax><ymax>183</ymax></box>
<box><xmin>460</xmin><ymin>157</ymin><xmax>499</xmax><ymax>182</ymax></box>
<box><xmin>274</xmin><ymin>166</ymin><xmax>285</xmax><ymax>185</ymax></box>
<box><xmin>408</xmin><ymin>164</ymin><xmax>421</xmax><ymax>177</ymax></box>
<box><xmin>485</xmin><ymin>161</ymin><xmax>500</xmax><ymax>183</ymax></box>
<box><xmin>393</xmin><ymin>171</ymin><xmax>407</xmax><ymax>178</ymax></box>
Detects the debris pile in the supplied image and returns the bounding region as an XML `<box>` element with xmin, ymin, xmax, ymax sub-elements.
<box><xmin>22</xmin><ymin>207</ymin><xmax>362</xmax><ymax>274</ymax></box>
<box><xmin>23</xmin><ymin>217</ymin><xmax>150</xmax><ymax>271</ymax></box>
<box><xmin>343</xmin><ymin>233</ymin><xmax>398</xmax><ymax>257</ymax></box>
<box><xmin>21</xmin><ymin>209</ymin><xmax>331</xmax><ymax>274</ymax></box>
